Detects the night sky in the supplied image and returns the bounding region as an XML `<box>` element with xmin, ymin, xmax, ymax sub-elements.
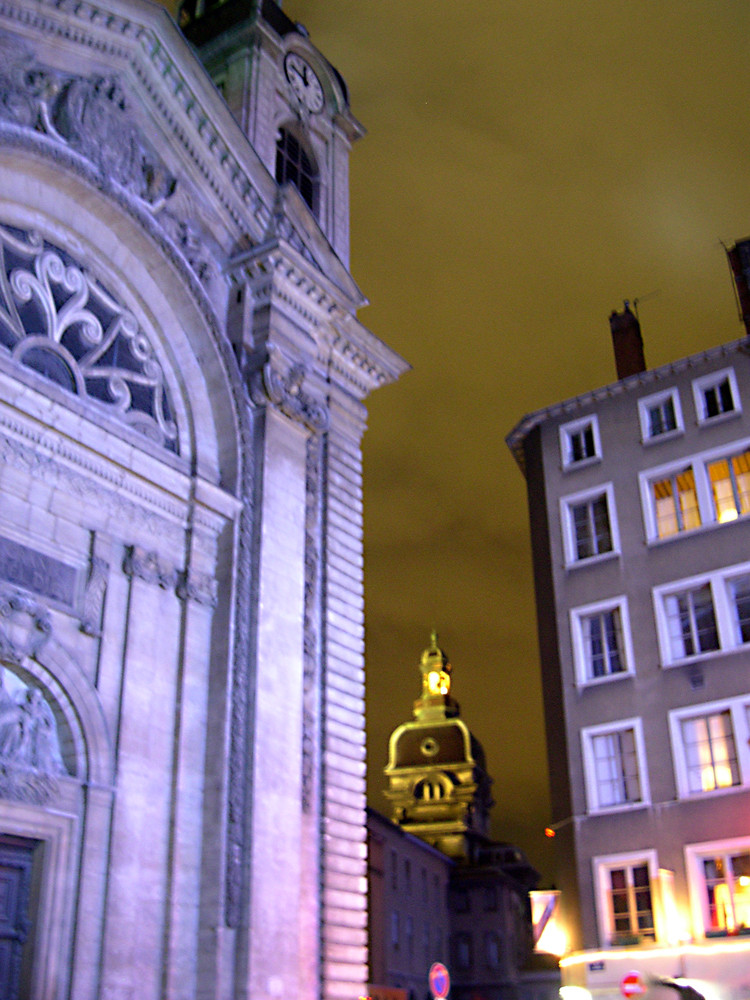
<box><xmin>177</xmin><ymin>2</ymin><xmax>750</xmax><ymax>884</ymax></box>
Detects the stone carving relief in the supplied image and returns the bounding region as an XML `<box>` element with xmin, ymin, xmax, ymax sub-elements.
<box><xmin>247</xmin><ymin>350</ymin><xmax>328</xmax><ymax>432</ymax></box>
<box><xmin>122</xmin><ymin>546</ymin><xmax>178</xmax><ymax>591</ymax></box>
<box><xmin>0</xmin><ymin>590</ymin><xmax>69</xmax><ymax>804</ymax></box>
<box><xmin>0</xmin><ymin>222</ymin><xmax>179</xmax><ymax>452</ymax></box>
<box><xmin>0</xmin><ymin>32</ymin><xmax>215</xmax><ymax>287</ymax></box>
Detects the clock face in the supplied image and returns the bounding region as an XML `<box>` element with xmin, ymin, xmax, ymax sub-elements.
<box><xmin>284</xmin><ymin>53</ymin><xmax>324</xmax><ymax>114</ymax></box>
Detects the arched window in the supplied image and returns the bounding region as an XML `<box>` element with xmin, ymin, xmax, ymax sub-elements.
<box><xmin>275</xmin><ymin>128</ymin><xmax>317</xmax><ymax>212</ymax></box>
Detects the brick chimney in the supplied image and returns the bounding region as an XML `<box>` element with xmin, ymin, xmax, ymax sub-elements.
<box><xmin>609</xmin><ymin>302</ymin><xmax>646</xmax><ymax>380</ymax></box>
<box><xmin>726</xmin><ymin>238</ymin><xmax>750</xmax><ymax>336</ymax></box>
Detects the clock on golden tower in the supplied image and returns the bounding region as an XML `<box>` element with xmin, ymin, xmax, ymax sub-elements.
<box><xmin>384</xmin><ymin>633</ymin><xmax>494</xmax><ymax>861</ymax></box>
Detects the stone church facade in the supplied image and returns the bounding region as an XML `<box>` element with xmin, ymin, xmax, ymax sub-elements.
<box><xmin>0</xmin><ymin>1</ymin><xmax>406</xmax><ymax>997</ymax></box>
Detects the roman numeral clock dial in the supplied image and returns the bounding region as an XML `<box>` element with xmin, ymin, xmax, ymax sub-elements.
<box><xmin>284</xmin><ymin>52</ymin><xmax>325</xmax><ymax>114</ymax></box>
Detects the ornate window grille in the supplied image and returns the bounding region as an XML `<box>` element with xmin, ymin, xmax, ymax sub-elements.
<box><xmin>0</xmin><ymin>223</ymin><xmax>178</xmax><ymax>453</ymax></box>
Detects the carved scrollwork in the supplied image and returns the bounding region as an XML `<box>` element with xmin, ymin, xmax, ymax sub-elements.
<box><xmin>0</xmin><ymin>222</ymin><xmax>179</xmax><ymax>452</ymax></box>
<box><xmin>247</xmin><ymin>352</ymin><xmax>328</xmax><ymax>432</ymax></box>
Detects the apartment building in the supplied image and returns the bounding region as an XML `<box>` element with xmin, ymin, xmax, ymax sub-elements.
<box><xmin>507</xmin><ymin>285</ymin><xmax>750</xmax><ymax>997</ymax></box>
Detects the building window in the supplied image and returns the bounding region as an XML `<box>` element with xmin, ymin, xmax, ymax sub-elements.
<box><xmin>707</xmin><ymin>449</ymin><xmax>750</xmax><ymax>523</ymax></box>
<box><xmin>641</xmin><ymin>439</ymin><xmax>750</xmax><ymax>543</ymax></box>
<box><xmin>654</xmin><ymin>562</ymin><xmax>750</xmax><ymax>666</ymax></box>
<box><xmin>594</xmin><ymin>853</ymin><xmax>656</xmax><ymax>946</ymax></box>
<box><xmin>686</xmin><ymin>838</ymin><xmax>750</xmax><ymax>936</ymax></box>
<box><xmin>450</xmin><ymin>888</ymin><xmax>469</xmax><ymax>913</ymax></box>
<box><xmin>582</xmin><ymin>719</ymin><xmax>648</xmax><ymax>813</ymax></box>
<box><xmin>570</xmin><ymin>597</ymin><xmax>633</xmax><ymax>686</ymax></box>
<box><xmin>561</xmin><ymin>485</ymin><xmax>618</xmax><ymax>566</ymax></box>
<box><xmin>638</xmin><ymin>388</ymin><xmax>682</xmax><ymax>442</ymax></box>
<box><xmin>484</xmin><ymin>931</ymin><xmax>500</xmax><ymax>968</ymax></box>
<box><xmin>663</xmin><ymin>584</ymin><xmax>719</xmax><ymax>660</ymax></box>
<box><xmin>404</xmin><ymin>859</ymin><xmax>411</xmax><ymax>891</ymax></box>
<box><xmin>680</xmin><ymin>710</ymin><xmax>739</xmax><ymax>794</ymax></box>
<box><xmin>406</xmin><ymin>914</ymin><xmax>413</xmax><ymax>957</ymax></box>
<box><xmin>483</xmin><ymin>886</ymin><xmax>497</xmax><ymax>911</ymax></box>
<box><xmin>651</xmin><ymin>467</ymin><xmax>701</xmax><ymax>539</ymax></box>
<box><xmin>728</xmin><ymin>574</ymin><xmax>750</xmax><ymax>644</ymax></box>
<box><xmin>391</xmin><ymin>850</ymin><xmax>398</xmax><ymax>891</ymax></box>
<box><xmin>560</xmin><ymin>415</ymin><xmax>601</xmax><ymax>469</ymax></box>
<box><xmin>391</xmin><ymin>911</ymin><xmax>399</xmax><ymax>950</ymax></box>
<box><xmin>670</xmin><ymin>697</ymin><xmax>750</xmax><ymax>798</ymax></box>
<box><xmin>275</xmin><ymin>127</ymin><xmax>317</xmax><ymax>211</ymax></box>
<box><xmin>452</xmin><ymin>932</ymin><xmax>472</xmax><ymax>970</ymax></box>
<box><xmin>693</xmin><ymin>368</ymin><xmax>740</xmax><ymax>424</ymax></box>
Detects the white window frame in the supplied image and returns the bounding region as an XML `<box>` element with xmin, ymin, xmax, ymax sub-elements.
<box><xmin>560</xmin><ymin>483</ymin><xmax>620</xmax><ymax>567</ymax></box>
<box><xmin>669</xmin><ymin>695</ymin><xmax>750</xmax><ymax>800</ymax></box>
<box><xmin>638</xmin><ymin>387</ymin><xmax>684</xmax><ymax>443</ymax></box>
<box><xmin>640</xmin><ymin>437</ymin><xmax>750</xmax><ymax>543</ymax></box>
<box><xmin>581</xmin><ymin>717</ymin><xmax>649</xmax><ymax>813</ymax></box>
<box><xmin>685</xmin><ymin>836</ymin><xmax>750</xmax><ymax>939</ymax></box>
<box><xmin>592</xmin><ymin>850</ymin><xmax>659</xmax><ymax>948</ymax></box>
<box><xmin>653</xmin><ymin>560</ymin><xmax>750</xmax><ymax>667</ymax></box>
<box><xmin>570</xmin><ymin>596</ymin><xmax>634</xmax><ymax>687</ymax></box>
<box><xmin>559</xmin><ymin>415</ymin><xmax>601</xmax><ymax>470</ymax></box>
<box><xmin>692</xmin><ymin>367</ymin><xmax>741</xmax><ymax>425</ymax></box>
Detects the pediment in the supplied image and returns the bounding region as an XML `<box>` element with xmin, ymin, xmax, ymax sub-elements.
<box><xmin>0</xmin><ymin>0</ymin><xmax>362</xmax><ymax>311</ymax></box>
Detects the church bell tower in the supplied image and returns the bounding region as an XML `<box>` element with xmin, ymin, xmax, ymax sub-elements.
<box><xmin>384</xmin><ymin>633</ymin><xmax>494</xmax><ymax>861</ymax></box>
<box><xmin>179</xmin><ymin>0</ymin><xmax>364</xmax><ymax>267</ymax></box>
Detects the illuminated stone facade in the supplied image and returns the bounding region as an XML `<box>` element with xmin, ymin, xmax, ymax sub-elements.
<box><xmin>0</xmin><ymin>1</ymin><xmax>406</xmax><ymax>997</ymax></box>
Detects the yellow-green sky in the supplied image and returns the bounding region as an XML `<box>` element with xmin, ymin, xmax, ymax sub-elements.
<box><xmin>174</xmin><ymin>1</ymin><xmax>750</xmax><ymax>883</ymax></box>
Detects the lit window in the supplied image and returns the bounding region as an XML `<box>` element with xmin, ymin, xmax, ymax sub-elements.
<box><xmin>663</xmin><ymin>584</ymin><xmax>719</xmax><ymax>660</ymax></box>
<box><xmin>693</xmin><ymin>368</ymin><xmax>741</xmax><ymax>424</ymax></box>
<box><xmin>560</xmin><ymin>416</ymin><xmax>601</xmax><ymax>469</ymax></box>
<box><xmin>638</xmin><ymin>388</ymin><xmax>683</xmax><ymax>442</ymax></box>
<box><xmin>680</xmin><ymin>711</ymin><xmax>739</xmax><ymax>793</ymax></box>
<box><xmin>571</xmin><ymin>597</ymin><xmax>633</xmax><ymax>686</ymax></box>
<box><xmin>651</xmin><ymin>468</ymin><xmax>700</xmax><ymax>538</ymax></box>
<box><xmin>707</xmin><ymin>450</ymin><xmax>750</xmax><ymax>523</ymax></box>
<box><xmin>275</xmin><ymin>127</ymin><xmax>317</xmax><ymax>211</ymax></box>
<box><xmin>582</xmin><ymin>719</ymin><xmax>648</xmax><ymax>812</ymax></box>
<box><xmin>670</xmin><ymin>696</ymin><xmax>750</xmax><ymax>798</ymax></box>
<box><xmin>594</xmin><ymin>855</ymin><xmax>656</xmax><ymax>946</ymax></box>
<box><xmin>686</xmin><ymin>838</ymin><xmax>750</xmax><ymax>936</ymax></box>
<box><xmin>562</xmin><ymin>485</ymin><xmax>618</xmax><ymax>565</ymax></box>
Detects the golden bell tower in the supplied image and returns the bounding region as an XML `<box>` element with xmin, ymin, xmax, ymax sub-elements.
<box><xmin>384</xmin><ymin>633</ymin><xmax>494</xmax><ymax>861</ymax></box>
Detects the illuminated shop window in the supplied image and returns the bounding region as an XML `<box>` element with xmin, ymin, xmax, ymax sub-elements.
<box><xmin>686</xmin><ymin>838</ymin><xmax>750</xmax><ymax>937</ymax></box>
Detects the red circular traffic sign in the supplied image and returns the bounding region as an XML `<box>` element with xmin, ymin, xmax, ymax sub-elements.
<box><xmin>621</xmin><ymin>971</ymin><xmax>646</xmax><ymax>998</ymax></box>
<box><xmin>429</xmin><ymin>962</ymin><xmax>450</xmax><ymax>999</ymax></box>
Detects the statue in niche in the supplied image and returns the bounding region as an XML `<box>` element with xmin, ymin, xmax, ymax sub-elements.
<box><xmin>0</xmin><ymin>678</ymin><xmax>65</xmax><ymax>775</ymax></box>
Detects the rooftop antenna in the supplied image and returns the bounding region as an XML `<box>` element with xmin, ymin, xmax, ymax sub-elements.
<box><xmin>630</xmin><ymin>290</ymin><xmax>660</xmax><ymax>321</ymax></box>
